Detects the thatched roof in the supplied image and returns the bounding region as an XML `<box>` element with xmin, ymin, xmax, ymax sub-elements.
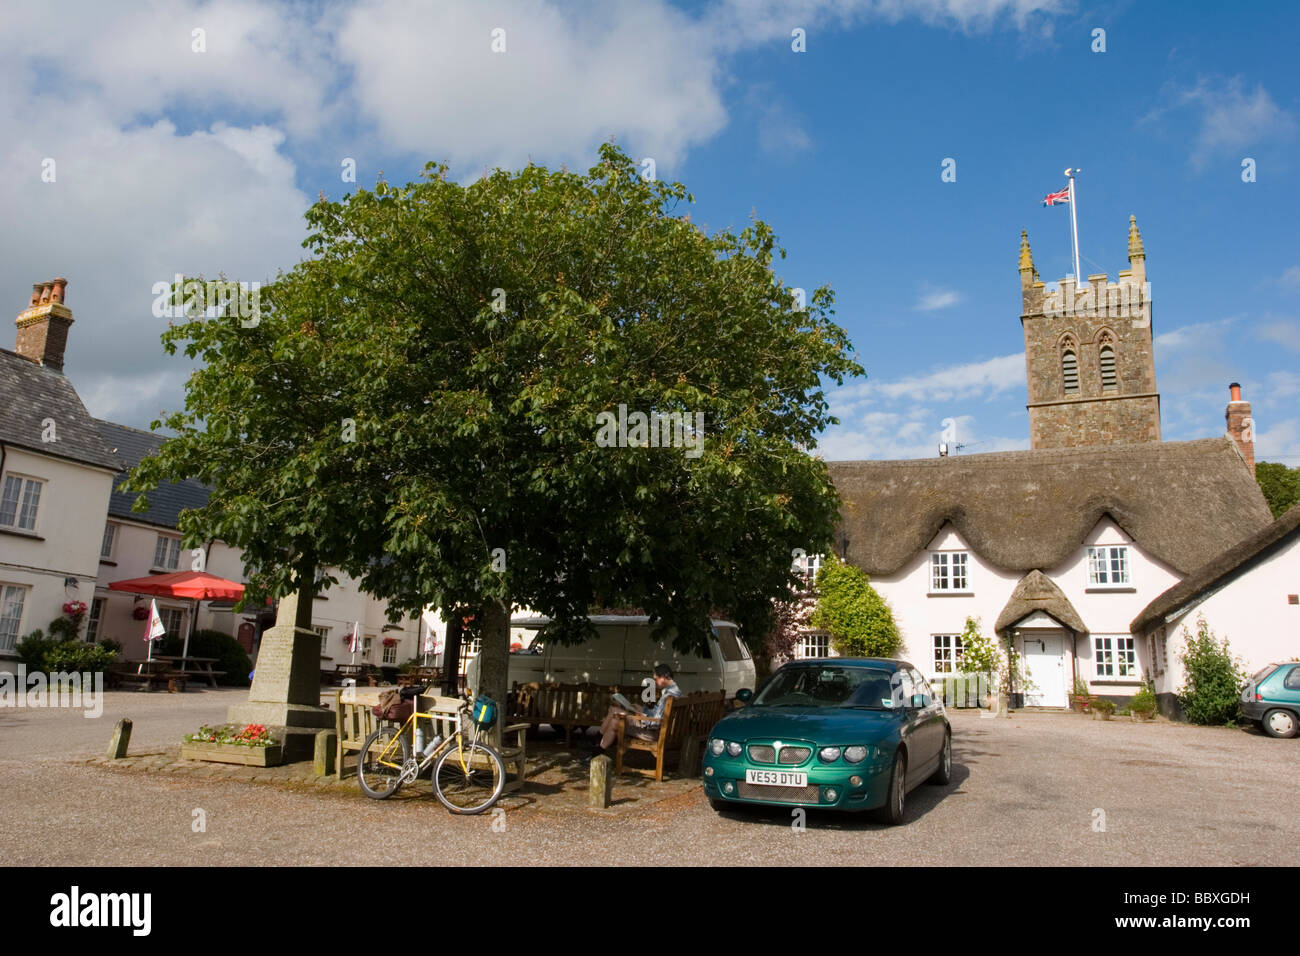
<box><xmin>827</xmin><ymin>438</ymin><xmax>1271</xmax><ymax>577</ymax></box>
<box><xmin>995</xmin><ymin>570</ymin><xmax>1087</xmax><ymax>635</ymax></box>
<box><xmin>1131</xmin><ymin>502</ymin><xmax>1300</xmax><ymax>634</ymax></box>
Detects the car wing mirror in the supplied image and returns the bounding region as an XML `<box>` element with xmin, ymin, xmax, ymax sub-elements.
<box><xmin>735</xmin><ymin>688</ymin><xmax>753</xmax><ymax>704</ymax></box>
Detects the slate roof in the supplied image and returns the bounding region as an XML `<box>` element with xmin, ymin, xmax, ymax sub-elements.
<box><xmin>827</xmin><ymin>437</ymin><xmax>1273</xmax><ymax>578</ymax></box>
<box><xmin>1131</xmin><ymin>502</ymin><xmax>1300</xmax><ymax>634</ymax></box>
<box><xmin>95</xmin><ymin>420</ymin><xmax>211</xmax><ymax>530</ymax></box>
<box><xmin>0</xmin><ymin>349</ymin><xmax>121</xmax><ymax>472</ymax></box>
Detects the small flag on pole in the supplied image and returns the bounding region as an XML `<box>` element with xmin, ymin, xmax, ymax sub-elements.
<box><xmin>347</xmin><ymin>622</ymin><xmax>360</xmax><ymax>654</ymax></box>
<box><xmin>1042</xmin><ymin>186</ymin><xmax>1070</xmax><ymax>206</ymax></box>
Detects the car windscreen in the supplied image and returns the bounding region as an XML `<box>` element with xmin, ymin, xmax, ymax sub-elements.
<box><xmin>752</xmin><ymin>665</ymin><xmax>894</xmax><ymax>708</ymax></box>
<box><xmin>713</xmin><ymin>626</ymin><xmax>745</xmax><ymax>662</ymax></box>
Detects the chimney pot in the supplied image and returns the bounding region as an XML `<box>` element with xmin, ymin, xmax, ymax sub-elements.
<box><xmin>1229</xmin><ymin>382</ymin><xmax>1242</xmax><ymax>402</ymax></box>
<box><xmin>29</xmin><ymin>284</ymin><xmax>42</xmax><ymax>308</ymax></box>
<box><xmin>51</xmin><ymin>278</ymin><xmax>67</xmax><ymax>304</ymax></box>
<box><xmin>38</xmin><ymin>282</ymin><xmax>52</xmax><ymax>305</ymax></box>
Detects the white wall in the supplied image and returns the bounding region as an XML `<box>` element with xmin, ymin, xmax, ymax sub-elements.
<box><xmin>1</xmin><ymin>447</ymin><xmax>114</xmax><ymax>671</ymax></box>
<box><xmin>1143</xmin><ymin>532</ymin><xmax>1300</xmax><ymax>698</ymax></box>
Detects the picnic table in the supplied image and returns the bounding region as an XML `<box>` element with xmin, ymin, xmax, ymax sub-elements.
<box><xmin>151</xmin><ymin>655</ymin><xmax>225</xmax><ymax>688</ymax></box>
<box><xmin>114</xmin><ymin>659</ymin><xmax>190</xmax><ymax>693</ymax></box>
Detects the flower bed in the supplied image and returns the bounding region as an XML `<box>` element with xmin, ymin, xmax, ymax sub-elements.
<box><xmin>181</xmin><ymin>724</ymin><xmax>283</xmax><ymax>766</ymax></box>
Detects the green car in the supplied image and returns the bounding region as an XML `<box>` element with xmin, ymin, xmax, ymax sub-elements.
<box><xmin>1240</xmin><ymin>661</ymin><xmax>1300</xmax><ymax>738</ymax></box>
<box><xmin>702</xmin><ymin>658</ymin><xmax>952</xmax><ymax>824</ymax></box>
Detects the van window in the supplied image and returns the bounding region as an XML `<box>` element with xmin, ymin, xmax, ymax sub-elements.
<box><xmin>714</xmin><ymin>626</ymin><xmax>745</xmax><ymax>662</ymax></box>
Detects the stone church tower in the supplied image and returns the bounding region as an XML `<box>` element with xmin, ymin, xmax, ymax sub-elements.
<box><xmin>1019</xmin><ymin>216</ymin><xmax>1161</xmax><ymax>449</ymax></box>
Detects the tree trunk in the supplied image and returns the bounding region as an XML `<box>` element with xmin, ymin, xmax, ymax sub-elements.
<box><xmin>294</xmin><ymin>559</ymin><xmax>316</xmax><ymax>632</ymax></box>
<box><xmin>441</xmin><ymin>609</ymin><xmax>464</xmax><ymax>697</ymax></box>
<box><xmin>477</xmin><ymin>597</ymin><xmax>511</xmax><ymax>748</ymax></box>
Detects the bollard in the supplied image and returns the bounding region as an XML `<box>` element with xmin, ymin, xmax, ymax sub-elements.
<box><xmin>314</xmin><ymin>729</ymin><xmax>337</xmax><ymax>777</ymax></box>
<box><xmin>107</xmin><ymin>718</ymin><xmax>133</xmax><ymax>760</ymax></box>
<box><xmin>588</xmin><ymin>754</ymin><xmax>613</xmax><ymax>809</ymax></box>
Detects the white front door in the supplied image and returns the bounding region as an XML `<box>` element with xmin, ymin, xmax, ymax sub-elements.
<box><xmin>1021</xmin><ymin>631</ymin><xmax>1067</xmax><ymax>707</ymax></box>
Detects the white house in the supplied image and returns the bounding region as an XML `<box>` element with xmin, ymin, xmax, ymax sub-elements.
<box><xmin>1</xmin><ymin>279</ymin><xmax>121</xmax><ymax>674</ymax></box>
<box><xmin>1131</xmin><ymin>503</ymin><xmax>1300</xmax><ymax>714</ymax></box>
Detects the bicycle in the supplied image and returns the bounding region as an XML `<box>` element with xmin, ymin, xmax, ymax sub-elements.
<box><xmin>357</xmin><ymin>692</ymin><xmax>506</xmax><ymax>815</ymax></box>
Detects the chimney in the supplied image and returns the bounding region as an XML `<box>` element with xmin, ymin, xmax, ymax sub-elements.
<box><xmin>14</xmin><ymin>277</ymin><xmax>75</xmax><ymax>371</ymax></box>
<box><xmin>1225</xmin><ymin>382</ymin><xmax>1254</xmax><ymax>476</ymax></box>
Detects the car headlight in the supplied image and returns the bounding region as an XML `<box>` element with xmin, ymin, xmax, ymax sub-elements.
<box><xmin>727</xmin><ymin>741</ymin><xmax>743</xmax><ymax>757</ymax></box>
<box><xmin>709</xmin><ymin>738</ymin><xmax>725</xmax><ymax>756</ymax></box>
<box><xmin>818</xmin><ymin>746</ymin><xmax>842</xmax><ymax>763</ymax></box>
<box><xmin>844</xmin><ymin>745</ymin><xmax>870</xmax><ymax>763</ymax></box>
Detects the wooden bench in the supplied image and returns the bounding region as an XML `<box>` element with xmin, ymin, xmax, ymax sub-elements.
<box><xmin>327</xmin><ymin>664</ymin><xmax>372</xmax><ymax>687</ymax></box>
<box><xmin>112</xmin><ymin>662</ymin><xmax>190</xmax><ymax>693</ymax></box>
<box><xmin>396</xmin><ymin>666</ymin><xmax>442</xmax><ymax>688</ymax></box>
<box><xmin>615</xmin><ymin>690</ymin><xmax>727</xmax><ymax>781</ymax></box>
<box><xmin>334</xmin><ymin>688</ymin><xmax>529</xmax><ymax>795</ymax></box>
<box><xmin>507</xmin><ymin>682</ymin><xmax>645</xmax><ymax>746</ymax></box>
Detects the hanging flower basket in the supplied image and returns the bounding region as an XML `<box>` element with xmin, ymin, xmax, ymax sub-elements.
<box><xmin>133</xmin><ymin>606</ymin><xmax>150</xmax><ymax>621</ymax></box>
<box><xmin>382</xmin><ymin>637</ymin><xmax>398</xmax><ymax>647</ymax></box>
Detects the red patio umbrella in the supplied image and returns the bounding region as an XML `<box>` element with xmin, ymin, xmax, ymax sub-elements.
<box><xmin>109</xmin><ymin>571</ymin><xmax>245</xmax><ymax>659</ymax></box>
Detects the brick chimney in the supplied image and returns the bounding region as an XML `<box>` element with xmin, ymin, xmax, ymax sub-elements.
<box><xmin>14</xmin><ymin>277</ymin><xmax>74</xmax><ymax>371</ymax></box>
<box><xmin>1225</xmin><ymin>382</ymin><xmax>1254</xmax><ymax>476</ymax></box>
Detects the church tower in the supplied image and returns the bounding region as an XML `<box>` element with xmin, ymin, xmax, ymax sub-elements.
<box><xmin>1019</xmin><ymin>216</ymin><xmax>1161</xmax><ymax>449</ymax></box>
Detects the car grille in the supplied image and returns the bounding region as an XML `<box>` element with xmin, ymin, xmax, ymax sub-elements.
<box><xmin>738</xmin><ymin>782</ymin><xmax>820</xmax><ymax>804</ymax></box>
<box><xmin>778</xmin><ymin>747</ymin><xmax>811</xmax><ymax>765</ymax></box>
<box><xmin>748</xmin><ymin>745</ymin><xmax>775</xmax><ymax>763</ymax></box>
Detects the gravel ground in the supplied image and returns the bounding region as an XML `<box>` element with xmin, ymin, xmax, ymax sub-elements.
<box><xmin>1</xmin><ymin>701</ymin><xmax>1296</xmax><ymax>866</ymax></box>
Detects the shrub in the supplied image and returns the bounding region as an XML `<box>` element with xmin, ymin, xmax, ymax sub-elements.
<box><xmin>810</xmin><ymin>557</ymin><xmax>901</xmax><ymax>658</ymax></box>
<box><xmin>156</xmin><ymin>628</ymin><xmax>252</xmax><ymax>686</ymax></box>
<box><xmin>1129</xmin><ymin>680</ymin><xmax>1157</xmax><ymax>714</ymax></box>
<box><xmin>1092</xmin><ymin>697</ymin><xmax>1116</xmax><ymax>714</ymax></box>
<box><xmin>15</xmin><ymin>629</ymin><xmax>57</xmax><ymax>670</ymax></box>
<box><xmin>43</xmin><ymin>642</ymin><xmax>117</xmax><ymax>673</ymax></box>
<box><xmin>98</xmin><ymin>638</ymin><xmax>123</xmax><ymax>656</ymax></box>
<box><xmin>1177</xmin><ymin>617</ymin><xmax>1246</xmax><ymax>725</ymax></box>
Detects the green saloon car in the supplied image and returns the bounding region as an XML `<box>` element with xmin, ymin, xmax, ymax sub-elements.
<box><xmin>1240</xmin><ymin>661</ymin><xmax>1300</xmax><ymax>738</ymax></box>
<box><xmin>702</xmin><ymin>658</ymin><xmax>952</xmax><ymax>824</ymax></box>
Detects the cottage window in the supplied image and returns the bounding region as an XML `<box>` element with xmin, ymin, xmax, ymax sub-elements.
<box><xmin>798</xmin><ymin>633</ymin><xmax>830</xmax><ymax>659</ymax></box>
<box><xmin>1099</xmin><ymin>344</ymin><xmax>1117</xmax><ymax>390</ymax></box>
<box><xmin>1087</xmin><ymin>546</ymin><xmax>1130</xmax><ymax>585</ymax></box>
<box><xmin>313</xmin><ymin>626</ymin><xmax>331</xmax><ymax>656</ymax></box>
<box><xmin>101</xmin><ymin>523</ymin><xmax>118</xmax><ymax>559</ymax></box>
<box><xmin>153</xmin><ymin>535</ymin><xmax>181</xmax><ymax>570</ymax></box>
<box><xmin>0</xmin><ymin>584</ymin><xmax>29</xmax><ymax>652</ymax></box>
<box><xmin>0</xmin><ymin>475</ymin><xmax>43</xmax><ymax>532</ymax></box>
<box><xmin>382</xmin><ymin>642</ymin><xmax>398</xmax><ymax>664</ymax></box>
<box><xmin>932</xmin><ymin>634</ymin><xmax>963</xmax><ymax>673</ymax></box>
<box><xmin>86</xmin><ymin>597</ymin><xmax>106</xmax><ymax>642</ymax></box>
<box><xmin>362</xmin><ymin>636</ymin><xmax>373</xmax><ymax>659</ymax></box>
<box><xmin>1062</xmin><ymin>349</ymin><xmax>1079</xmax><ymax>393</ymax></box>
<box><xmin>930</xmin><ymin>552</ymin><xmax>969</xmax><ymax>591</ymax></box>
<box><xmin>801</xmin><ymin>552</ymin><xmax>823</xmax><ymax>581</ymax></box>
<box><xmin>160</xmin><ymin>607</ymin><xmax>185</xmax><ymax>638</ymax></box>
<box><xmin>1094</xmin><ymin>635</ymin><xmax>1137</xmax><ymax>678</ymax></box>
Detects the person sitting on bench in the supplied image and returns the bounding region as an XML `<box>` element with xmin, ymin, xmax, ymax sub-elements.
<box><xmin>587</xmin><ymin>664</ymin><xmax>682</xmax><ymax>762</ymax></box>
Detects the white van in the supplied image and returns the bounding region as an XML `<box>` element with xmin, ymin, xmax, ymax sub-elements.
<box><xmin>465</xmin><ymin>615</ymin><xmax>755</xmax><ymax>697</ymax></box>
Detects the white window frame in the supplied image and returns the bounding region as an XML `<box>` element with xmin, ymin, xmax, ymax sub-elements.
<box><xmin>382</xmin><ymin>642</ymin><xmax>398</xmax><ymax>664</ymax></box>
<box><xmin>160</xmin><ymin>606</ymin><xmax>185</xmax><ymax>639</ymax></box>
<box><xmin>801</xmin><ymin>553</ymin><xmax>823</xmax><ymax>582</ymax></box>
<box><xmin>1087</xmin><ymin>545</ymin><xmax>1130</xmax><ymax>586</ymax></box>
<box><xmin>154</xmin><ymin>534</ymin><xmax>182</xmax><ymax>571</ymax></box>
<box><xmin>86</xmin><ymin>597</ymin><xmax>106</xmax><ymax>642</ymax></box>
<box><xmin>1094</xmin><ymin>634</ymin><xmax>1138</xmax><ymax>679</ymax></box>
<box><xmin>362</xmin><ymin>636</ymin><xmax>373</xmax><ymax>660</ymax></box>
<box><xmin>797</xmin><ymin>632</ymin><xmax>830</xmax><ymax>659</ymax></box>
<box><xmin>930</xmin><ymin>551</ymin><xmax>970</xmax><ymax>592</ymax></box>
<box><xmin>933</xmin><ymin>634</ymin><xmax>964</xmax><ymax>674</ymax></box>
<box><xmin>0</xmin><ymin>473</ymin><xmax>44</xmax><ymax>532</ymax></box>
<box><xmin>101</xmin><ymin>522</ymin><xmax>118</xmax><ymax>559</ymax></box>
<box><xmin>0</xmin><ymin>583</ymin><xmax>29</xmax><ymax>652</ymax></box>
<box><xmin>313</xmin><ymin>626</ymin><xmax>331</xmax><ymax>656</ymax></box>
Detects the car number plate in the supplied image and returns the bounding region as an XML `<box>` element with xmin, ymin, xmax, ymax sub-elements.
<box><xmin>745</xmin><ymin>769</ymin><xmax>808</xmax><ymax>787</ymax></box>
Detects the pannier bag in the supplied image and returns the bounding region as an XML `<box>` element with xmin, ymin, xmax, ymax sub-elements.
<box><xmin>471</xmin><ymin>695</ymin><xmax>497</xmax><ymax>727</ymax></box>
<box><xmin>372</xmin><ymin>689</ymin><xmax>413</xmax><ymax>722</ymax></box>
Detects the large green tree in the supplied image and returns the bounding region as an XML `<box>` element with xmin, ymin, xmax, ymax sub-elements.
<box><xmin>1256</xmin><ymin>461</ymin><xmax>1300</xmax><ymax>519</ymax></box>
<box><xmin>130</xmin><ymin>144</ymin><xmax>862</xmax><ymax>709</ymax></box>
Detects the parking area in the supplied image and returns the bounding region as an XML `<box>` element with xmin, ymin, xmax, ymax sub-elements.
<box><xmin>0</xmin><ymin>702</ymin><xmax>1295</xmax><ymax>865</ymax></box>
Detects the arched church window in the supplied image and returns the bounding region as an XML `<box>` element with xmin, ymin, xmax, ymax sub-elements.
<box><xmin>1099</xmin><ymin>344</ymin><xmax>1117</xmax><ymax>391</ymax></box>
<box><xmin>1062</xmin><ymin>349</ymin><xmax>1079</xmax><ymax>393</ymax></box>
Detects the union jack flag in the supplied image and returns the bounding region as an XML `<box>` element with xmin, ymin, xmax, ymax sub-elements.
<box><xmin>1042</xmin><ymin>186</ymin><xmax>1070</xmax><ymax>206</ymax></box>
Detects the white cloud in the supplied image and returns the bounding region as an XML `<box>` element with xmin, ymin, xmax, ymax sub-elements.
<box><xmin>1276</xmin><ymin>266</ymin><xmax>1300</xmax><ymax>287</ymax></box>
<box><xmin>914</xmin><ymin>287</ymin><xmax>961</xmax><ymax>311</ymax></box>
<box><xmin>1144</xmin><ymin>76</ymin><xmax>1297</xmax><ymax>171</ymax></box>
<box><xmin>833</xmin><ymin>352</ymin><xmax>1025</xmax><ymax>409</ymax></box>
<box><xmin>1258</xmin><ymin>320</ymin><xmax>1300</xmax><ymax>352</ymax></box>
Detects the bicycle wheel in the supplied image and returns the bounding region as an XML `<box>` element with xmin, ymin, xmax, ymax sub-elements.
<box><xmin>432</xmin><ymin>737</ymin><xmax>505</xmax><ymax>814</ymax></box>
<box><xmin>358</xmin><ymin>725</ymin><xmax>411</xmax><ymax>799</ymax></box>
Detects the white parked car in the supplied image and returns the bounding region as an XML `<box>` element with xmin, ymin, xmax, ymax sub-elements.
<box><xmin>465</xmin><ymin>615</ymin><xmax>755</xmax><ymax>697</ymax></box>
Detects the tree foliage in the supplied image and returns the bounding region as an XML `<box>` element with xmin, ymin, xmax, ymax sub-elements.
<box><xmin>809</xmin><ymin>557</ymin><xmax>900</xmax><ymax>658</ymax></box>
<box><xmin>1178</xmin><ymin>616</ymin><xmax>1246</xmax><ymax>725</ymax></box>
<box><xmin>127</xmin><ymin>143</ymin><xmax>862</xmax><ymax>703</ymax></box>
<box><xmin>1256</xmin><ymin>461</ymin><xmax>1300</xmax><ymax>519</ymax></box>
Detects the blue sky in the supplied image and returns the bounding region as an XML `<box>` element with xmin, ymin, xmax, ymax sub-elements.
<box><xmin>3</xmin><ymin>0</ymin><xmax>1297</xmax><ymax>463</ymax></box>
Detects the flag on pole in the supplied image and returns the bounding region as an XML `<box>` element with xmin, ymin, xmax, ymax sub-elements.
<box><xmin>1042</xmin><ymin>186</ymin><xmax>1070</xmax><ymax>206</ymax></box>
<box><xmin>147</xmin><ymin>599</ymin><xmax>166</xmax><ymax>641</ymax></box>
<box><xmin>346</xmin><ymin>622</ymin><xmax>359</xmax><ymax>653</ymax></box>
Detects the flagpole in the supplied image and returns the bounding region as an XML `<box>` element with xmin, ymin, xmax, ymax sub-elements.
<box><xmin>1066</xmin><ymin>167</ymin><xmax>1081</xmax><ymax>282</ymax></box>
